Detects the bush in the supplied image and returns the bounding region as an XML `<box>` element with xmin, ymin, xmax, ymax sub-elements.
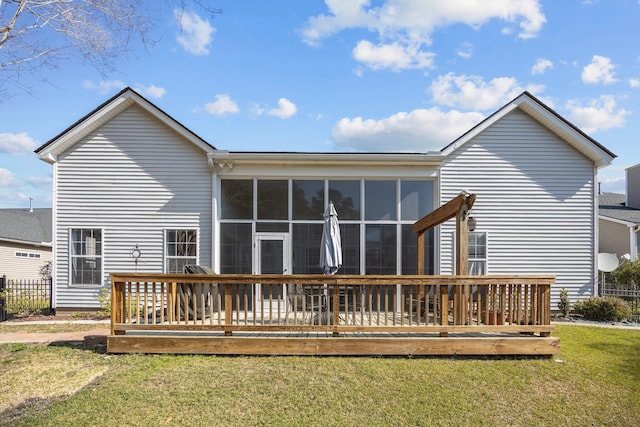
<box><xmin>96</xmin><ymin>288</ymin><xmax>111</xmax><ymax>317</ymax></box>
<box><xmin>573</xmin><ymin>296</ymin><xmax>631</xmax><ymax>322</ymax></box>
<box><xmin>612</xmin><ymin>259</ymin><xmax>640</xmax><ymax>286</ymax></box>
<box><xmin>557</xmin><ymin>288</ymin><xmax>570</xmax><ymax>317</ymax></box>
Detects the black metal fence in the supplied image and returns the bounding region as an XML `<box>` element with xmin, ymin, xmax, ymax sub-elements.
<box><xmin>0</xmin><ymin>275</ymin><xmax>53</xmax><ymax>321</ymax></box>
<box><xmin>601</xmin><ymin>282</ymin><xmax>640</xmax><ymax>322</ymax></box>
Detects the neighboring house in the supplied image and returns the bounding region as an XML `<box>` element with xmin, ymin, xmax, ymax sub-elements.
<box><xmin>0</xmin><ymin>208</ymin><xmax>52</xmax><ymax>281</ymax></box>
<box><xmin>35</xmin><ymin>88</ymin><xmax>615</xmax><ymax>313</ymax></box>
<box><xmin>598</xmin><ymin>164</ymin><xmax>640</xmax><ymax>262</ymax></box>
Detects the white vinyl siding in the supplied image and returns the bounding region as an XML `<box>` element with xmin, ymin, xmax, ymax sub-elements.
<box><xmin>440</xmin><ymin>109</ymin><xmax>596</xmax><ymax>305</ymax></box>
<box><xmin>53</xmin><ymin>105</ymin><xmax>212</xmax><ymax>309</ymax></box>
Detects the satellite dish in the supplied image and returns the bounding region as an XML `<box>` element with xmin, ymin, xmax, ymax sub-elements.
<box><xmin>598</xmin><ymin>253</ymin><xmax>619</xmax><ymax>272</ymax></box>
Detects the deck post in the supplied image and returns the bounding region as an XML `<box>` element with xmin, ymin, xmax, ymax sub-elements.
<box><xmin>454</xmin><ymin>202</ymin><xmax>470</xmax><ymax>325</ymax></box>
<box><xmin>332</xmin><ymin>284</ymin><xmax>340</xmax><ymax>336</ymax></box>
<box><xmin>224</xmin><ymin>283</ymin><xmax>233</xmax><ymax>336</ymax></box>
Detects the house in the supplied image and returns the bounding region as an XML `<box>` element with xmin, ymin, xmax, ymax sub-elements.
<box><xmin>0</xmin><ymin>208</ymin><xmax>52</xmax><ymax>281</ymax></box>
<box><xmin>35</xmin><ymin>88</ymin><xmax>615</xmax><ymax>314</ymax></box>
<box><xmin>598</xmin><ymin>164</ymin><xmax>640</xmax><ymax>262</ymax></box>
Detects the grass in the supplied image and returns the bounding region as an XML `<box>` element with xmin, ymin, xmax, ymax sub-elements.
<box><xmin>0</xmin><ymin>325</ymin><xmax>639</xmax><ymax>426</ymax></box>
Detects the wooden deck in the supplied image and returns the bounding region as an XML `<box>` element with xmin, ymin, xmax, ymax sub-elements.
<box><xmin>108</xmin><ymin>273</ymin><xmax>559</xmax><ymax>356</ymax></box>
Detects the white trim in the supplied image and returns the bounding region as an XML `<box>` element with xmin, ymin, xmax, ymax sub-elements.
<box><xmin>598</xmin><ymin>215</ymin><xmax>637</xmax><ymax>227</ymax></box>
<box><xmin>630</xmin><ymin>227</ymin><xmax>638</xmax><ymax>261</ymax></box>
<box><xmin>14</xmin><ymin>251</ymin><xmax>42</xmax><ymax>259</ymax></box>
<box><xmin>209</xmin><ymin>151</ymin><xmax>444</xmax><ymax>168</ymax></box>
<box><xmin>441</xmin><ymin>93</ymin><xmax>615</xmax><ymax>167</ymax></box>
<box><xmin>163</xmin><ymin>228</ymin><xmax>200</xmax><ymax>273</ymax></box>
<box><xmin>38</xmin><ymin>89</ymin><xmax>214</xmax><ymax>163</ymax></box>
<box><xmin>0</xmin><ymin>238</ymin><xmax>51</xmax><ymax>247</ymax></box>
<box><xmin>68</xmin><ymin>227</ymin><xmax>104</xmax><ymax>287</ymax></box>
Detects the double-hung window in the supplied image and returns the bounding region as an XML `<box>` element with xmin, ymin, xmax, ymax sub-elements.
<box><xmin>165</xmin><ymin>229</ymin><xmax>198</xmax><ymax>273</ymax></box>
<box><xmin>468</xmin><ymin>231</ymin><xmax>487</xmax><ymax>275</ymax></box>
<box><xmin>70</xmin><ymin>228</ymin><xmax>102</xmax><ymax>285</ymax></box>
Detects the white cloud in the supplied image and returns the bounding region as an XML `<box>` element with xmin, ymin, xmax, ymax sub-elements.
<box><xmin>598</xmin><ymin>164</ymin><xmax>628</xmax><ymax>194</ymax></box>
<box><xmin>203</xmin><ymin>94</ymin><xmax>239</xmax><ymax>116</ymax></box>
<box><xmin>630</xmin><ymin>78</ymin><xmax>640</xmax><ymax>88</ymax></box>
<box><xmin>582</xmin><ymin>55</ymin><xmax>618</xmax><ymax>85</ymax></box>
<box><xmin>301</xmin><ymin>0</ymin><xmax>545</xmax><ymax>70</ymax></box>
<box><xmin>84</xmin><ymin>80</ymin><xmax>165</xmax><ymax>98</ymax></box>
<box><xmin>430</xmin><ymin>73</ymin><xmax>544</xmax><ymax>110</ymax></box>
<box><xmin>566</xmin><ymin>95</ymin><xmax>630</xmax><ymax>133</ymax></box>
<box><xmin>456</xmin><ymin>42</ymin><xmax>473</xmax><ymax>59</ymax></box>
<box><xmin>267</xmin><ymin>98</ymin><xmax>297</xmax><ymax>119</ymax></box>
<box><xmin>332</xmin><ymin>108</ymin><xmax>485</xmax><ymax>152</ymax></box>
<box><xmin>134</xmin><ymin>84</ymin><xmax>166</xmax><ymax>99</ymax></box>
<box><xmin>531</xmin><ymin>58</ymin><xmax>553</xmax><ymax>75</ymax></box>
<box><xmin>82</xmin><ymin>79</ymin><xmax>126</xmax><ymax>94</ymax></box>
<box><xmin>352</xmin><ymin>40</ymin><xmax>435</xmax><ymax>71</ymax></box>
<box><xmin>0</xmin><ymin>168</ymin><xmax>17</xmax><ymax>187</ymax></box>
<box><xmin>0</xmin><ymin>132</ymin><xmax>38</xmax><ymax>155</ymax></box>
<box><xmin>25</xmin><ymin>176</ymin><xmax>52</xmax><ymax>185</ymax></box>
<box><xmin>175</xmin><ymin>10</ymin><xmax>215</xmax><ymax>56</ymax></box>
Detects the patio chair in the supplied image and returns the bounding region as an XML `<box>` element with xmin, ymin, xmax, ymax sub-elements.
<box><xmin>180</xmin><ymin>265</ymin><xmax>218</xmax><ymax>321</ymax></box>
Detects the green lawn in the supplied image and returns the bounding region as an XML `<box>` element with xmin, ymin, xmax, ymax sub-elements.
<box><xmin>1</xmin><ymin>325</ymin><xmax>639</xmax><ymax>426</ymax></box>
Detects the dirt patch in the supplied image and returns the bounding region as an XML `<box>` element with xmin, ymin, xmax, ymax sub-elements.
<box><xmin>7</xmin><ymin>313</ymin><xmax>109</xmax><ymax>322</ymax></box>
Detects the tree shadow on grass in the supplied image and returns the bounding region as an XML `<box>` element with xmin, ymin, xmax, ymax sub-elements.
<box><xmin>585</xmin><ymin>340</ymin><xmax>640</xmax><ymax>379</ymax></box>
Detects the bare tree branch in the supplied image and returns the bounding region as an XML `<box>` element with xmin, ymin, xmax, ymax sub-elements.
<box><xmin>0</xmin><ymin>0</ymin><xmax>220</xmax><ymax>97</ymax></box>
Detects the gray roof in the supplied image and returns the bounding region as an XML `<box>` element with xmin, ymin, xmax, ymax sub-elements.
<box><xmin>0</xmin><ymin>208</ymin><xmax>52</xmax><ymax>245</ymax></box>
<box><xmin>599</xmin><ymin>193</ymin><xmax>640</xmax><ymax>225</ymax></box>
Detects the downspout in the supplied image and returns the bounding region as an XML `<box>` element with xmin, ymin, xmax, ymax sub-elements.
<box><xmin>631</xmin><ymin>225</ymin><xmax>639</xmax><ymax>261</ymax></box>
<box><xmin>207</xmin><ymin>154</ymin><xmax>219</xmax><ymax>273</ymax></box>
<box><xmin>593</xmin><ymin>165</ymin><xmax>599</xmax><ymax>297</ymax></box>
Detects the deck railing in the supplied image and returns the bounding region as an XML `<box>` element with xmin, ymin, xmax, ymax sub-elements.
<box><xmin>110</xmin><ymin>273</ymin><xmax>554</xmax><ymax>337</ymax></box>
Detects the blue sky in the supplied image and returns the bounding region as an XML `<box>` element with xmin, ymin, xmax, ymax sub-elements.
<box><xmin>1</xmin><ymin>0</ymin><xmax>639</xmax><ymax>208</ymax></box>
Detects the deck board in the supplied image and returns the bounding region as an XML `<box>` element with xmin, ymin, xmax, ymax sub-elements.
<box><xmin>108</xmin><ymin>333</ymin><xmax>559</xmax><ymax>356</ymax></box>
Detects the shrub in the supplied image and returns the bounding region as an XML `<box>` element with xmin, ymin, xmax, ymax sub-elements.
<box><xmin>557</xmin><ymin>288</ymin><xmax>570</xmax><ymax>317</ymax></box>
<box><xmin>573</xmin><ymin>296</ymin><xmax>631</xmax><ymax>322</ymax></box>
<box><xmin>96</xmin><ymin>288</ymin><xmax>111</xmax><ymax>317</ymax></box>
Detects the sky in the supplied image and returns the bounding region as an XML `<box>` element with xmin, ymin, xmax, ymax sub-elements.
<box><xmin>1</xmin><ymin>0</ymin><xmax>639</xmax><ymax>209</ymax></box>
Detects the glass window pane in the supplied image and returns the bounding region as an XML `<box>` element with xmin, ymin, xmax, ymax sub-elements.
<box><xmin>329</xmin><ymin>180</ymin><xmax>360</xmax><ymax>220</ymax></box>
<box><xmin>221</xmin><ymin>180</ymin><xmax>253</xmax><ymax>219</ymax></box>
<box><xmin>365</xmin><ymin>224</ymin><xmax>397</xmax><ymax>275</ymax></box>
<box><xmin>292</xmin><ymin>223</ymin><xmax>323</xmax><ymax>274</ymax></box>
<box><xmin>256</xmin><ymin>222</ymin><xmax>289</xmax><ymax>232</ymax></box>
<box><xmin>402</xmin><ymin>225</ymin><xmax>434</xmax><ymax>275</ymax></box>
<box><xmin>365</xmin><ymin>181</ymin><xmax>396</xmax><ymax>220</ymax></box>
<box><xmin>340</xmin><ymin>224</ymin><xmax>360</xmax><ymax>274</ymax></box>
<box><xmin>257</xmin><ymin>180</ymin><xmax>288</xmax><ymax>220</ymax></box>
<box><xmin>401</xmin><ymin>181</ymin><xmax>434</xmax><ymax>220</ymax></box>
<box><xmin>292</xmin><ymin>180</ymin><xmax>324</xmax><ymax>220</ymax></box>
<box><xmin>469</xmin><ymin>232</ymin><xmax>487</xmax><ymax>259</ymax></box>
<box><xmin>70</xmin><ymin>228</ymin><xmax>102</xmax><ymax>285</ymax></box>
<box><xmin>220</xmin><ymin>223</ymin><xmax>252</xmax><ymax>274</ymax></box>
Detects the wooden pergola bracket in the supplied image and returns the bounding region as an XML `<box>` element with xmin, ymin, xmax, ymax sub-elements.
<box><xmin>413</xmin><ymin>192</ymin><xmax>476</xmax><ymax>326</ymax></box>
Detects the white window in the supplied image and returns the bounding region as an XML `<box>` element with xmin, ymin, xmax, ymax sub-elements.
<box><xmin>70</xmin><ymin>228</ymin><xmax>102</xmax><ymax>285</ymax></box>
<box><xmin>14</xmin><ymin>251</ymin><xmax>41</xmax><ymax>259</ymax></box>
<box><xmin>165</xmin><ymin>229</ymin><xmax>198</xmax><ymax>273</ymax></box>
<box><xmin>468</xmin><ymin>231</ymin><xmax>487</xmax><ymax>275</ymax></box>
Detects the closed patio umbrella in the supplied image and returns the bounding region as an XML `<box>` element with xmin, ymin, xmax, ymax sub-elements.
<box><xmin>320</xmin><ymin>202</ymin><xmax>342</xmax><ymax>275</ymax></box>
<box><xmin>317</xmin><ymin>202</ymin><xmax>342</xmax><ymax>325</ymax></box>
